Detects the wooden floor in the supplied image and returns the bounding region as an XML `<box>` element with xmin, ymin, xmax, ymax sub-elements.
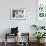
<box><xmin>0</xmin><ymin>42</ymin><xmax>46</xmax><ymax>46</ymax></box>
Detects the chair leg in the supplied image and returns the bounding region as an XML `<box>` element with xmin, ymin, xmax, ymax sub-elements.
<box><xmin>4</xmin><ymin>33</ymin><xmax>7</xmax><ymax>46</ymax></box>
<box><xmin>4</xmin><ymin>41</ymin><xmax>7</xmax><ymax>46</ymax></box>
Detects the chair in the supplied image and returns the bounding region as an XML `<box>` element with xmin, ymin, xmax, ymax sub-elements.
<box><xmin>4</xmin><ymin>27</ymin><xmax>19</xmax><ymax>46</ymax></box>
<box><xmin>18</xmin><ymin>33</ymin><xmax>30</xmax><ymax>46</ymax></box>
<box><xmin>4</xmin><ymin>33</ymin><xmax>18</xmax><ymax>46</ymax></box>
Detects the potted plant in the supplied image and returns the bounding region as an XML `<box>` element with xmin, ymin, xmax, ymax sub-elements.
<box><xmin>40</xmin><ymin>26</ymin><xmax>45</xmax><ymax>29</ymax></box>
<box><xmin>33</xmin><ymin>32</ymin><xmax>46</xmax><ymax>43</ymax></box>
<box><xmin>32</xmin><ymin>25</ymin><xmax>39</xmax><ymax>30</ymax></box>
<box><xmin>32</xmin><ymin>24</ymin><xmax>45</xmax><ymax>30</ymax></box>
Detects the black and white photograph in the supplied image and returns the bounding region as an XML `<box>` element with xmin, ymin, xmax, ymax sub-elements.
<box><xmin>10</xmin><ymin>8</ymin><xmax>25</xmax><ymax>20</ymax></box>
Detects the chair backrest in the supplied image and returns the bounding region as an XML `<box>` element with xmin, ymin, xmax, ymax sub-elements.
<box><xmin>11</xmin><ymin>27</ymin><xmax>18</xmax><ymax>34</ymax></box>
<box><xmin>18</xmin><ymin>33</ymin><xmax>29</xmax><ymax>42</ymax></box>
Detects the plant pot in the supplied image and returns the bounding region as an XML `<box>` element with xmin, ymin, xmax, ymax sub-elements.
<box><xmin>37</xmin><ymin>39</ymin><xmax>40</xmax><ymax>43</ymax></box>
<box><xmin>37</xmin><ymin>39</ymin><xmax>45</xmax><ymax>44</ymax></box>
<box><xmin>40</xmin><ymin>38</ymin><xmax>45</xmax><ymax>43</ymax></box>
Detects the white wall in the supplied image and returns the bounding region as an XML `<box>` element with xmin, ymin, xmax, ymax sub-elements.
<box><xmin>0</xmin><ymin>0</ymin><xmax>37</xmax><ymax>42</ymax></box>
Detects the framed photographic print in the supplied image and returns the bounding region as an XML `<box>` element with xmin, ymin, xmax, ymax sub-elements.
<box><xmin>37</xmin><ymin>0</ymin><xmax>46</xmax><ymax>19</ymax></box>
<box><xmin>10</xmin><ymin>8</ymin><xmax>25</xmax><ymax>20</ymax></box>
<box><xmin>36</xmin><ymin>0</ymin><xmax>46</xmax><ymax>27</ymax></box>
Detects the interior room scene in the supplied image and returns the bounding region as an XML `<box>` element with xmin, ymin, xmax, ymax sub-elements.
<box><xmin>0</xmin><ymin>0</ymin><xmax>46</xmax><ymax>46</ymax></box>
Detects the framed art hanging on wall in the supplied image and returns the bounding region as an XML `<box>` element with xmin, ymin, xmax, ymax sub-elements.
<box><xmin>37</xmin><ymin>0</ymin><xmax>46</xmax><ymax>19</ymax></box>
<box><xmin>10</xmin><ymin>8</ymin><xmax>26</xmax><ymax>20</ymax></box>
